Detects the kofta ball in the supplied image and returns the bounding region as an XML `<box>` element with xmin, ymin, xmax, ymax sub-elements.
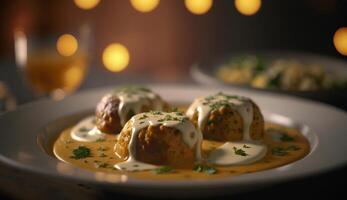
<box><xmin>187</xmin><ymin>93</ymin><xmax>264</xmax><ymax>142</ymax></box>
<box><xmin>95</xmin><ymin>86</ymin><xmax>168</xmax><ymax>134</ymax></box>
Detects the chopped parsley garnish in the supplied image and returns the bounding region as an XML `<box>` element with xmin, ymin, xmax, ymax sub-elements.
<box><xmin>272</xmin><ymin>145</ymin><xmax>301</xmax><ymax>156</ymax></box>
<box><xmin>208</xmin><ymin>101</ymin><xmax>231</xmax><ymax>110</ymax></box>
<box><xmin>233</xmin><ymin>147</ymin><xmax>248</xmax><ymax>156</ymax></box>
<box><xmin>153</xmin><ymin>166</ymin><xmax>174</xmax><ymax>174</ymax></box>
<box><xmin>280</xmin><ymin>134</ymin><xmax>295</xmax><ymax>142</ymax></box>
<box><xmin>96</xmin><ymin>138</ymin><xmax>106</xmax><ymax>142</ymax></box>
<box><xmin>271</xmin><ymin>147</ymin><xmax>288</xmax><ymax>156</ymax></box>
<box><xmin>150</xmin><ymin>111</ymin><xmax>163</xmax><ymax>115</ymax></box>
<box><xmin>201</xmin><ymin>93</ymin><xmax>247</xmax><ymax>111</ymax></box>
<box><xmin>139</xmin><ymin>114</ymin><xmax>149</xmax><ymax>120</ymax></box>
<box><xmin>268</xmin><ymin>128</ymin><xmax>295</xmax><ymax>142</ymax></box>
<box><xmin>175</xmin><ymin>112</ymin><xmax>184</xmax><ymax>116</ymax></box>
<box><xmin>287</xmin><ymin>145</ymin><xmax>301</xmax><ymax>151</ymax></box>
<box><xmin>243</xmin><ymin>144</ymin><xmax>251</xmax><ymax>148</ymax></box>
<box><xmin>193</xmin><ymin>164</ymin><xmax>217</xmax><ymax>174</ymax></box>
<box><xmin>157</xmin><ymin>114</ymin><xmax>187</xmax><ymax>123</ymax></box>
<box><xmin>70</xmin><ymin>146</ymin><xmax>91</xmax><ymax>159</ymax></box>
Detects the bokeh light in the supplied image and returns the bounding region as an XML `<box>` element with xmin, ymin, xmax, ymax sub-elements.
<box><xmin>234</xmin><ymin>0</ymin><xmax>261</xmax><ymax>16</ymax></box>
<box><xmin>56</xmin><ymin>34</ymin><xmax>78</xmax><ymax>57</ymax></box>
<box><xmin>102</xmin><ymin>43</ymin><xmax>130</xmax><ymax>72</ymax></box>
<box><xmin>130</xmin><ymin>0</ymin><xmax>160</xmax><ymax>13</ymax></box>
<box><xmin>14</xmin><ymin>30</ymin><xmax>27</xmax><ymax>68</ymax></box>
<box><xmin>64</xmin><ymin>65</ymin><xmax>84</xmax><ymax>90</ymax></box>
<box><xmin>185</xmin><ymin>0</ymin><xmax>213</xmax><ymax>15</ymax></box>
<box><xmin>333</xmin><ymin>27</ymin><xmax>347</xmax><ymax>56</ymax></box>
<box><xmin>74</xmin><ymin>0</ymin><xmax>100</xmax><ymax>10</ymax></box>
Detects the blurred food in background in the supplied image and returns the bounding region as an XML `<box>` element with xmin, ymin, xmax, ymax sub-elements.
<box><xmin>216</xmin><ymin>55</ymin><xmax>347</xmax><ymax>91</ymax></box>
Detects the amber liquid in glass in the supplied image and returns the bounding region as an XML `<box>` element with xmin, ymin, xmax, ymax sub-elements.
<box><xmin>24</xmin><ymin>51</ymin><xmax>87</xmax><ymax>95</ymax></box>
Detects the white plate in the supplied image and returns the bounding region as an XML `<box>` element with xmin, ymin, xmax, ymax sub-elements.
<box><xmin>0</xmin><ymin>85</ymin><xmax>347</xmax><ymax>197</ymax></box>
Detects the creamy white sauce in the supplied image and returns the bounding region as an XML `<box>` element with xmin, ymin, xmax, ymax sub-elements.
<box><xmin>114</xmin><ymin>112</ymin><xmax>203</xmax><ymax>171</ymax></box>
<box><xmin>186</xmin><ymin>93</ymin><xmax>254</xmax><ymax>141</ymax></box>
<box><xmin>71</xmin><ymin>88</ymin><xmax>165</xmax><ymax>142</ymax></box>
<box><xmin>113</xmin><ymin>158</ymin><xmax>157</xmax><ymax>172</ymax></box>
<box><xmin>70</xmin><ymin>116</ymin><xmax>106</xmax><ymax>142</ymax></box>
<box><xmin>187</xmin><ymin>93</ymin><xmax>266</xmax><ymax>166</ymax></box>
<box><xmin>207</xmin><ymin>142</ymin><xmax>267</xmax><ymax>165</ymax></box>
<box><xmin>115</xmin><ymin>89</ymin><xmax>165</xmax><ymax>126</ymax></box>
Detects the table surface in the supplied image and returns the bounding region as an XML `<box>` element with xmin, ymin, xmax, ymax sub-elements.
<box><xmin>0</xmin><ymin>60</ymin><xmax>346</xmax><ymax>199</ymax></box>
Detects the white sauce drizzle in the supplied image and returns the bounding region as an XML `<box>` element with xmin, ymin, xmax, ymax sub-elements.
<box><xmin>114</xmin><ymin>112</ymin><xmax>203</xmax><ymax>171</ymax></box>
<box><xmin>207</xmin><ymin>142</ymin><xmax>267</xmax><ymax>165</ymax></box>
<box><xmin>115</xmin><ymin>89</ymin><xmax>165</xmax><ymax>126</ymax></box>
<box><xmin>71</xmin><ymin>116</ymin><xmax>106</xmax><ymax>142</ymax></box>
<box><xmin>186</xmin><ymin>93</ymin><xmax>267</xmax><ymax>166</ymax></box>
<box><xmin>71</xmin><ymin>88</ymin><xmax>165</xmax><ymax>142</ymax></box>
<box><xmin>186</xmin><ymin>93</ymin><xmax>254</xmax><ymax>141</ymax></box>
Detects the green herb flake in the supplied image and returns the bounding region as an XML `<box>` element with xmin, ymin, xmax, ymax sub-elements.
<box><xmin>287</xmin><ymin>145</ymin><xmax>301</xmax><ymax>151</ymax></box>
<box><xmin>243</xmin><ymin>144</ymin><xmax>251</xmax><ymax>148</ymax></box>
<box><xmin>280</xmin><ymin>134</ymin><xmax>295</xmax><ymax>142</ymax></box>
<box><xmin>271</xmin><ymin>147</ymin><xmax>288</xmax><ymax>156</ymax></box>
<box><xmin>96</xmin><ymin>138</ymin><xmax>106</xmax><ymax>142</ymax></box>
<box><xmin>150</xmin><ymin>111</ymin><xmax>163</xmax><ymax>115</ymax></box>
<box><xmin>153</xmin><ymin>166</ymin><xmax>174</xmax><ymax>174</ymax></box>
<box><xmin>139</xmin><ymin>114</ymin><xmax>148</xmax><ymax>120</ymax></box>
<box><xmin>70</xmin><ymin>146</ymin><xmax>91</xmax><ymax>159</ymax></box>
<box><xmin>272</xmin><ymin>145</ymin><xmax>301</xmax><ymax>156</ymax></box>
<box><xmin>233</xmin><ymin>147</ymin><xmax>248</xmax><ymax>156</ymax></box>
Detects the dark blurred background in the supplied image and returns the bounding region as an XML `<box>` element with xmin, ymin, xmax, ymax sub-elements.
<box><xmin>0</xmin><ymin>0</ymin><xmax>346</xmax><ymax>98</ymax></box>
<box><xmin>1</xmin><ymin>0</ymin><xmax>347</xmax><ymax>105</ymax></box>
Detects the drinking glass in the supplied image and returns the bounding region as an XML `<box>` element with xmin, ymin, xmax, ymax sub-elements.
<box><xmin>14</xmin><ymin>25</ymin><xmax>91</xmax><ymax>100</ymax></box>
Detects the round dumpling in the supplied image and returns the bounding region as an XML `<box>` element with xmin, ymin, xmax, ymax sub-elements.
<box><xmin>95</xmin><ymin>86</ymin><xmax>168</xmax><ymax>134</ymax></box>
<box><xmin>186</xmin><ymin>93</ymin><xmax>264</xmax><ymax>142</ymax></box>
<box><xmin>114</xmin><ymin>111</ymin><xmax>202</xmax><ymax>167</ymax></box>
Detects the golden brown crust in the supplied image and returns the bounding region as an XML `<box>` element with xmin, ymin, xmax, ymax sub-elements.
<box><xmin>190</xmin><ymin>102</ymin><xmax>264</xmax><ymax>142</ymax></box>
<box><xmin>115</xmin><ymin>123</ymin><xmax>195</xmax><ymax>167</ymax></box>
<box><xmin>95</xmin><ymin>95</ymin><xmax>123</xmax><ymax>134</ymax></box>
<box><xmin>250</xmin><ymin>102</ymin><xmax>265</xmax><ymax>140</ymax></box>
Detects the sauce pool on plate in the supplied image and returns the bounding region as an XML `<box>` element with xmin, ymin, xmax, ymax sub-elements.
<box><xmin>53</xmin><ymin>112</ymin><xmax>310</xmax><ymax>180</ymax></box>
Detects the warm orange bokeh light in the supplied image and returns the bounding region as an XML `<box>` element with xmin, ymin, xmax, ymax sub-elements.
<box><xmin>130</xmin><ymin>0</ymin><xmax>160</xmax><ymax>13</ymax></box>
<box><xmin>334</xmin><ymin>27</ymin><xmax>347</xmax><ymax>56</ymax></box>
<box><xmin>185</xmin><ymin>0</ymin><xmax>213</xmax><ymax>15</ymax></box>
<box><xmin>234</xmin><ymin>0</ymin><xmax>261</xmax><ymax>16</ymax></box>
<box><xmin>102</xmin><ymin>43</ymin><xmax>130</xmax><ymax>72</ymax></box>
<box><xmin>74</xmin><ymin>0</ymin><xmax>100</xmax><ymax>10</ymax></box>
<box><xmin>56</xmin><ymin>34</ymin><xmax>78</xmax><ymax>57</ymax></box>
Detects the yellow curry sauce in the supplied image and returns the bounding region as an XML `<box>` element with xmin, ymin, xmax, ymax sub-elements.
<box><xmin>53</xmin><ymin>122</ymin><xmax>310</xmax><ymax>180</ymax></box>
